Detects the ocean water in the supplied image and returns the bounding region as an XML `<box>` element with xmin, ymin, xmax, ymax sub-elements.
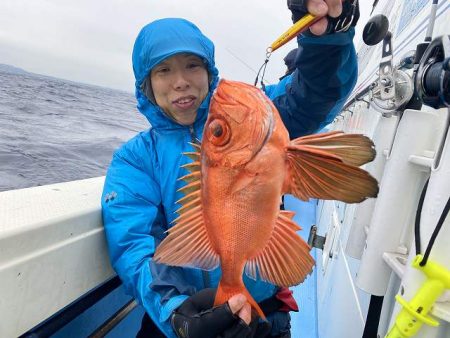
<box><xmin>0</xmin><ymin>67</ymin><xmax>148</xmax><ymax>192</ymax></box>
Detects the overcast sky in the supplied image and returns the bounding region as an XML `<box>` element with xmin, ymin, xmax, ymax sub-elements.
<box><xmin>0</xmin><ymin>0</ymin><xmax>371</xmax><ymax>92</ymax></box>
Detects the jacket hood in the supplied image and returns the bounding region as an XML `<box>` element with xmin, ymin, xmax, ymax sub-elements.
<box><xmin>132</xmin><ymin>18</ymin><xmax>219</xmax><ymax>129</ymax></box>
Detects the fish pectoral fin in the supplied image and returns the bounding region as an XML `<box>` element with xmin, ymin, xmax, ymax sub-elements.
<box><xmin>154</xmin><ymin>147</ymin><xmax>220</xmax><ymax>271</ymax></box>
<box><xmin>245</xmin><ymin>210</ymin><xmax>314</xmax><ymax>287</ymax></box>
<box><xmin>291</xmin><ymin>131</ymin><xmax>376</xmax><ymax>166</ymax></box>
<box><xmin>285</xmin><ymin>131</ymin><xmax>379</xmax><ymax>203</ymax></box>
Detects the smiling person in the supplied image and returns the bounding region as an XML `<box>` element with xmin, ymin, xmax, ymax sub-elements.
<box><xmin>143</xmin><ymin>53</ymin><xmax>210</xmax><ymax>126</ymax></box>
<box><xmin>102</xmin><ymin>1</ymin><xmax>359</xmax><ymax>337</ymax></box>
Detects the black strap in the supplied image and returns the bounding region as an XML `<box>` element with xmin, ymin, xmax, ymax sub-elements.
<box><xmin>414</xmin><ymin>179</ymin><xmax>429</xmax><ymax>255</ymax></box>
<box><xmin>414</xmin><ymin>176</ymin><xmax>450</xmax><ymax>266</ymax></box>
<box><xmin>362</xmin><ymin>296</ymin><xmax>384</xmax><ymax>338</ymax></box>
<box><xmin>420</xmin><ymin>195</ymin><xmax>450</xmax><ymax>266</ymax></box>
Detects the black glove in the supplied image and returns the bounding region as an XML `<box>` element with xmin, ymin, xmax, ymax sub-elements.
<box><xmin>219</xmin><ymin>317</ymin><xmax>271</xmax><ymax>338</ymax></box>
<box><xmin>171</xmin><ymin>288</ymin><xmax>269</xmax><ymax>338</ymax></box>
<box><xmin>287</xmin><ymin>0</ymin><xmax>360</xmax><ymax>34</ymax></box>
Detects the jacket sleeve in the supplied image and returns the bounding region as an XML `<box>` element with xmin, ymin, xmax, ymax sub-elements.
<box><xmin>101</xmin><ymin>144</ymin><xmax>188</xmax><ymax>337</ymax></box>
<box><xmin>265</xmin><ymin>28</ymin><xmax>357</xmax><ymax>138</ymax></box>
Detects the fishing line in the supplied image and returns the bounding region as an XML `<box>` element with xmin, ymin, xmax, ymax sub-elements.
<box><xmin>255</xmin><ymin>13</ymin><xmax>319</xmax><ymax>88</ymax></box>
<box><xmin>254</xmin><ymin>49</ymin><xmax>272</xmax><ymax>90</ymax></box>
<box><xmin>225</xmin><ymin>47</ymin><xmax>260</xmax><ymax>76</ymax></box>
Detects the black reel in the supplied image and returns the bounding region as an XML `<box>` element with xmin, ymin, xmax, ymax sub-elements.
<box><xmin>362</xmin><ymin>14</ymin><xmax>389</xmax><ymax>46</ymax></box>
<box><xmin>415</xmin><ymin>35</ymin><xmax>450</xmax><ymax>109</ymax></box>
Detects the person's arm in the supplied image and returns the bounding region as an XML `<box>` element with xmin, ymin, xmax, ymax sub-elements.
<box><xmin>102</xmin><ymin>137</ymin><xmax>256</xmax><ymax>338</ymax></box>
<box><xmin>265</xmin><ymin>0</ymin><xmax>359</xmax><ymax>138</ymax></box>
<box><xmin>102</xmin><ymin>138</ymin><xmax>190</xmax><ymax>337</ymax></box>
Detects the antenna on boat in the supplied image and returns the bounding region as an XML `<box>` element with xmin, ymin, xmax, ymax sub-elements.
<box><xmin>413</xmin><ymin>0</ymin><xmax>439</xmax><ymax>67</ymax></box>
<box><xmin>424</xmin><ymin>0</ymin><xmax>439</xmax><ymax>42</ymax></box>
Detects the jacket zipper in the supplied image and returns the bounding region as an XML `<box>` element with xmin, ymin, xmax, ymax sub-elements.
<box><xmin>189</xmin><ymin>125</ymin><xmax>195</xmax><ymax>142</ymax></box>
<box><xmin>189</xmin><ymin>124</ymin><xmax>200</xmax><ymax>144</ymax></box>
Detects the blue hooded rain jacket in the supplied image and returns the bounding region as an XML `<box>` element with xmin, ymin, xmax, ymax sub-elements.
<box><xmin>102</xmin><ymin>18</ymin><xmax>357</xmax><ymax>337</ymax></box>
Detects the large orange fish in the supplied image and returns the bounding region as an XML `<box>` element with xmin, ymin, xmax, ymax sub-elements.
<box><xmin>154</xmin><ymin>79</ymin><xmax>378</xmax><ymax>318</ymax></box>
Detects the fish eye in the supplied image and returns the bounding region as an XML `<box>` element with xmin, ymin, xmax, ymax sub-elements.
<box><xmin>212</xmin><ymin>123</ymin><xmax>223</xmax><ymax>137</ymax></box>
<box><xmin>207</xmin><ymin>119</ymin><xmax>230</xmax><ymax>146</ymax></box>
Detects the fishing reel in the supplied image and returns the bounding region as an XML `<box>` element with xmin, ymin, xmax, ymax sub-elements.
<box><xmin>363</xmin><ymin>14</ymin><xmax>450</xmax><ymax>114</ymax></box>
<box><xmin>415</xmin><ymin>35</ymin><xmax>450</xmax><ymax>109</ymax></box>
<box><xmin>364</xmin><ymin>15</ymin><xmax>414</xmax><ymax>115</ymax></box>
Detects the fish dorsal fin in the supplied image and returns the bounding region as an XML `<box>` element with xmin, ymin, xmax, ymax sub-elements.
<box><xmin>154</xmin><ymin>148</ymin><xmax>220</xmax><ymax>271</ymax></box>
<box><xmin>245</xmin><ymin>210</ymin><xmax>314</xmax><ymax>286</ymax></box>
<box><xmin>285</xmin><ymin>131</ymin><xmax>379</xmax><ymax>203</ymax></box>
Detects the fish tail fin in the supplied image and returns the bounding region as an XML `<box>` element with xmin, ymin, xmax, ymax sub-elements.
<box><xmin>242</xmin><ymin>288</ymin><xmax>266</xmax><ymax>320</ymax></box>
<box><xmin>285</xmin><ymin>131</ymin><xmax>379</xmax><ymax>203</ymax></box>
<box><xmin>215</xmin><ymin>283</ymin><xmax>266</xmax><ymax>320</ymax></box>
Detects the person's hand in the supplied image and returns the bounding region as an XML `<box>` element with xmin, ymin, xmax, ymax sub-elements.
<box><xmin>287</xmin><ymin>0</ymin><xmax>359</xmax><ymax>36</ymax></box>
<box><xmin>171</xmin><ymin>288</ymin><xmax>269</xmax><ymax>338</ymax></box>
<box><xmin>305</xmin><ymin>0</ymin><xmax>343</xmax><ymax>36</ymax></box>
<box><xmin>219</xmin><ymin>316</ymin><xmax>271</xmax><ymax>338</ymax></box>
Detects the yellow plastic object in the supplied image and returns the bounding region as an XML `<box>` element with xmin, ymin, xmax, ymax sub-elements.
<box><xmin>269</xmin><ymin>13</ymin><xmax>319</xmax><ymax>52</ymax></box>
<box><xmin>386</xmin><ymin>255</ymin><xmax>450</xmax><ymax>338</ymax></box>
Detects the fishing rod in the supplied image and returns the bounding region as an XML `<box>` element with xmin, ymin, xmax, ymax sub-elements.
<box><xmin>255</xmin><ymin>0</ymin><xmax>359</xmax><ymax>88</ymax></box>
<box><xmin>254</xmin><ymin>13</ymin><xmax>321</xmax><ymax>88</ymax></box>
<box><xmin>269</xmin><ymin>13</ymin><xmax>319</xmax><ymax>53</ymax></box>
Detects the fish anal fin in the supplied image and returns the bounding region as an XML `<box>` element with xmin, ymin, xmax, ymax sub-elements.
<box><xmin>281</xmin><ymin>210</ymin><xmax>296</xmax><ymax>221</ymax></box>
<box><xmin>245</xmin><ymin>211</ymin><xmax>314</xmax><ymax>287</ymax></box>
